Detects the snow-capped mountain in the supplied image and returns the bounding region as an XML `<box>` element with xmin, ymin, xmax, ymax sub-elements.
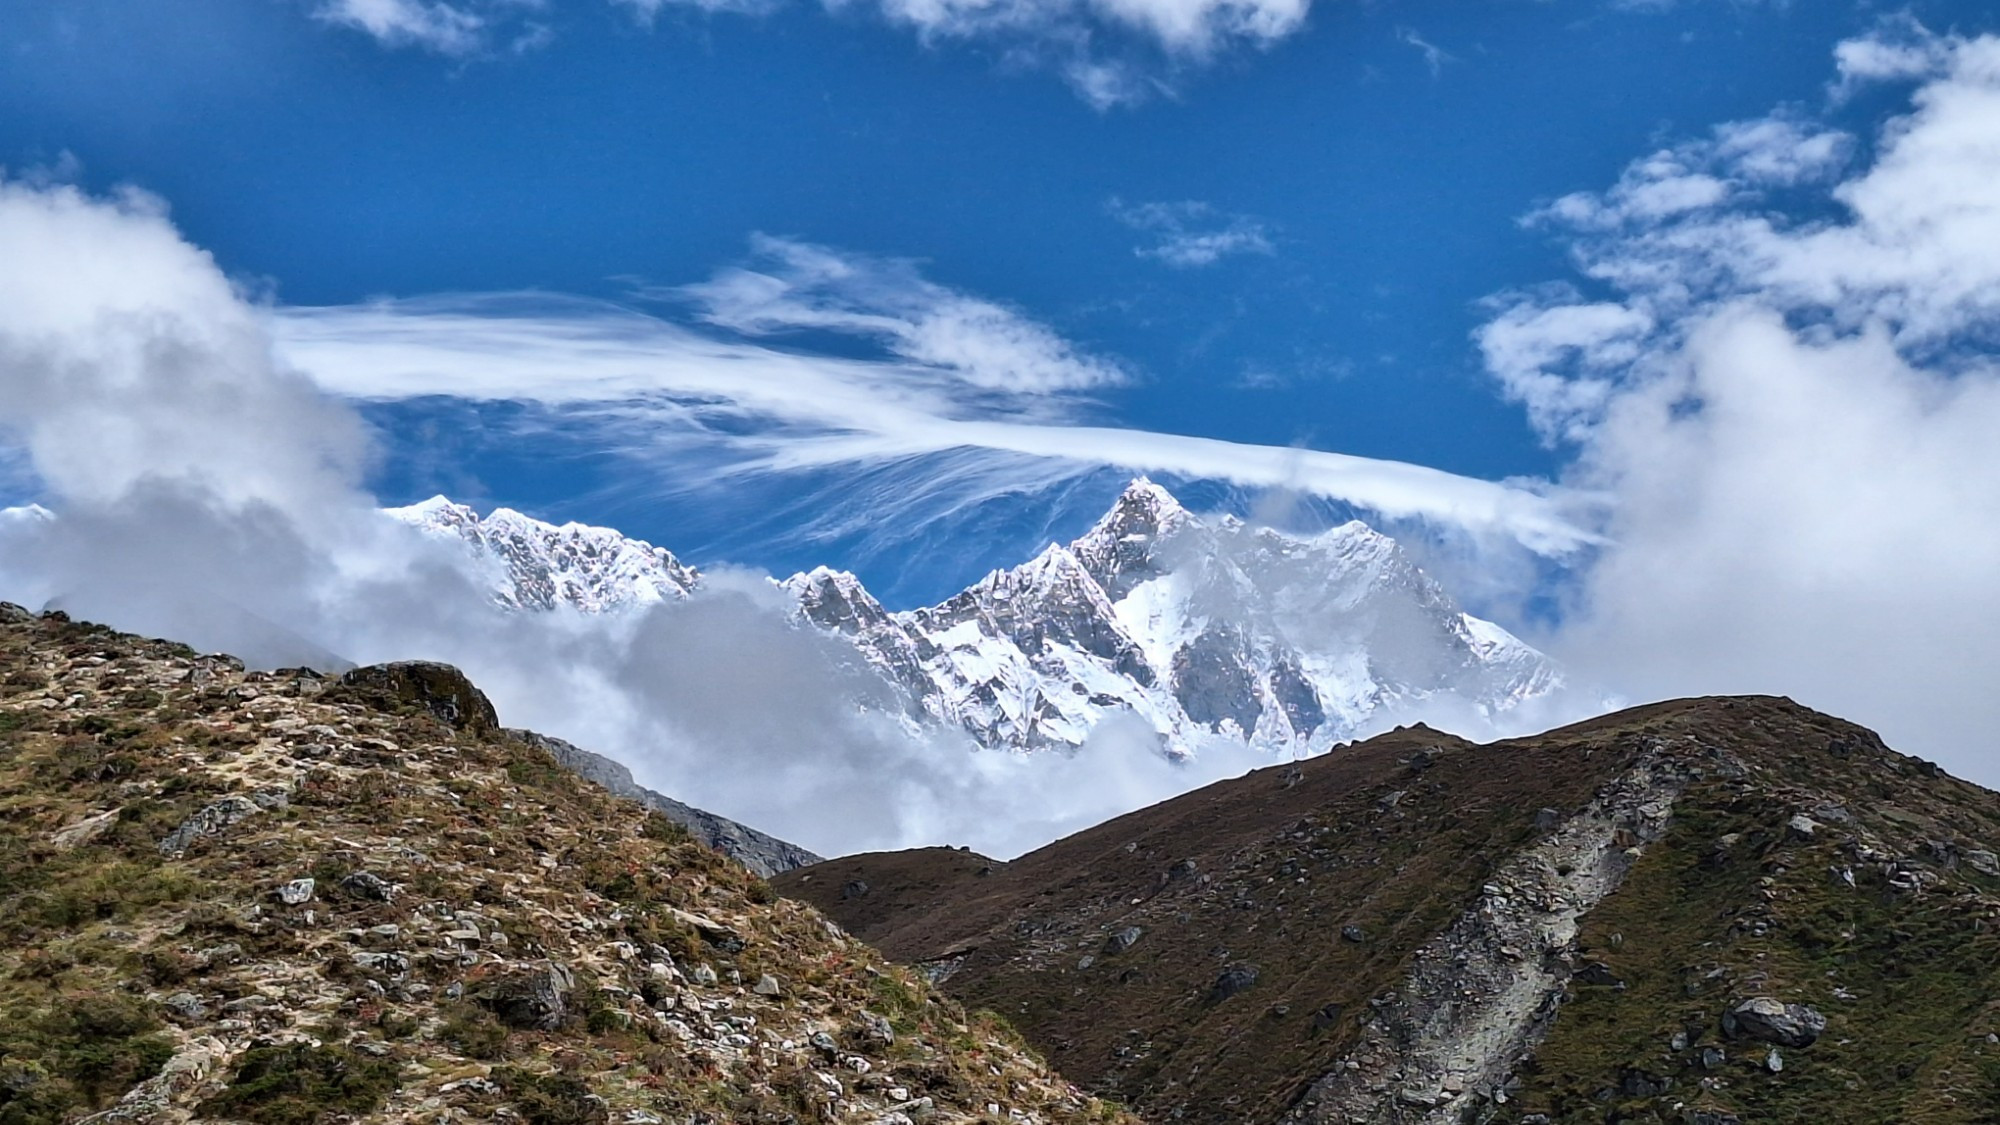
<box><xmin>386</xmin><ymin>496</ymin><xmax>700</xmax><ymax>613</ymax></box>
<box><xmin>389</xmin><ymin>481</ymin><xmax>1561</xmax><ymax>756</ymax></box>
<box><xmin>786</xmin><ymin>480</ymin><xmax>1559</xmax><ymax>755</ymax></box>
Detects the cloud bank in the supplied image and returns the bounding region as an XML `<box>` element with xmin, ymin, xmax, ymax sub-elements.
<box><xmin>1482</xmin><ymin>21</ymin><xmax>2000</xmax><ymax>777</ymax></box>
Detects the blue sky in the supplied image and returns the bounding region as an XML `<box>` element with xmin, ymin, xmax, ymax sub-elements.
<box><xmin>10</xmin><ymin>0</ymin><xmax>1986</xmax><ymax>606</ymax></box>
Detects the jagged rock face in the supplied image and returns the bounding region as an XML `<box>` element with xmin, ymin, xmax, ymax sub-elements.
<box><xmin>799</xmin><ymin>479</ymin><xmax>1564</xmax><ymax>756</ymax></box>
<box><xmin>386</xmin><ymin>497</ymin><xmax>699</xmax><ymax>613</ymax></box>
<box><xmin>508</xmin><ymin>728</ymin><xmax>824</xmax><ymax>878</ymax></box>
<box><xmin>393</xmin><ymin>480</ymin><xmax>1562</xmax><ymax>756</ymax></box>
<box><xmin>0</xmin><ymin>608</ymin><xmax>1130</xmax><ymax>1125</ymax></box>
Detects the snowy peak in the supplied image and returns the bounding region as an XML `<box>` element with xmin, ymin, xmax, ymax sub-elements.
<box><xmin>389</xmin><ymin>482</ymin><xmax>1562</xmax><ymax>758</ymax></box>
<box><xmin>1072</xmin><ymin>476</ymin><xmax>1197</xmax><ymax>600</ymax></box>
<box><xmin>386</xmin><ymin>497</ymin><xmax>700</xmax><ymax>613</ymax></box>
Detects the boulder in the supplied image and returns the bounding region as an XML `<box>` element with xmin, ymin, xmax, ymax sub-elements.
<box><xmin>1103</xmin><ymin>926</ymin><xmax>1144</xmax><ymax>955</ymax></box>
<box><xmin>475</xmin><ymin>962</ymin><xmax>577</xmax><ymax>1030</ymax></box>
<box><xmin>333</xmin><ymin>661</ymin><xmax>498</xmax><ymax>732</ymax></box>
<box><xmin>1723</xmin><ymin>998</ymin><xmax>1826</xmax><ymax>1048</ymax></box>
<box><xmin>1207</xmin><ymin>963</ymin><xmax>1260</xmax><ymax>1003</ymax></box>
<box><xmin>158</xmin><ymin>796</ymin><xmax>262</xmax><ymax>856</ymax></box>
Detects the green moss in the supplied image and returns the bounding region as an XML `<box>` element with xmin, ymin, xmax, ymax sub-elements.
<box><xmin>197</xmin><ymin>1043</ymin><xmax>401</xmax><ymax>1125</ymax></box>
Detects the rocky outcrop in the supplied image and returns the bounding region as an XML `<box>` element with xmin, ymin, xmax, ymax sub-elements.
<box><xmin>508</xmin><ymin>729</ymin><xmax>822</xmax><ymax>877</ymax></box>
<box><xmin>332</xmin><ymin>660</ymin><xmax>499</xmax><ymax>733</ymax></box>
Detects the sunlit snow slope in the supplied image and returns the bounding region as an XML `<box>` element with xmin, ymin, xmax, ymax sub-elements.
<box><xmin>391</xmin><ymin>480</ymin><xmax>1561</xmax><ymax>756</ymax></box>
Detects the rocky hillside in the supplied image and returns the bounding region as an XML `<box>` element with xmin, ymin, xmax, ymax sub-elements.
<box><xmin>0</xmin><ymin>605</ymin><xmax>1130</xmax><ymax>1125</ymax></box>
<box><xmin>778</xmin><ymin>697</ymin><xmax>2000</xmax><ymax>1124</ymax></box>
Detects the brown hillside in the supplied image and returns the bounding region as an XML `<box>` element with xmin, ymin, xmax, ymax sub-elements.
<box><xmin>778</xmin><ymin>697</ymin><xmax>2000</xmax><ymax>1124</ymax></box>
<box><xmin>0</xmin><ymin>605</ymin><xmax>1133</xmax><ymax>1125</ymax></box>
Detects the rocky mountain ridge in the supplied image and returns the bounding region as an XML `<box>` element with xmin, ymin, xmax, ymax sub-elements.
<box><xmin>778</xmin><ymin>696</ymin><xmax>2000</xmax><ymax>1124</ymax></box>
<box><xmin>0</xmin><ymin>605</ymin><xmax>1129</xmax><ymax>1125</ymax></box>
<box><xmin>393</xmin><ymin>481</ymin><xmax>1561</xmax><ymax>757</ymax></box>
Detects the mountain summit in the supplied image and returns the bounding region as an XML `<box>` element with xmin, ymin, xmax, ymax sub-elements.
<box><xmin>397</xmin><ymin>480</ymin><xmax>1561</xmax><ymax>757</ymax></box>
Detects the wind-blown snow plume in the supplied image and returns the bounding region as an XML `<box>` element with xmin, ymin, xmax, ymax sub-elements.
<box><xmin>1481</xmin><ymin>21</ymin><xmax>2000</xmax><ymax>774</ymax></box>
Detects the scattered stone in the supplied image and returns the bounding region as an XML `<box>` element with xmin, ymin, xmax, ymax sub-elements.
<box><xmin>1575</xmin><ymin>961</ymin><xmax>1621</xmax><ymax>987</ymax></box>
<box><xmin>842</xmin><ymin>879</ymin><xmax>870</xmax><ymax>900</ymax></box>
<box><xmin>1168</xmin><ymin>858</ymin><xmax>1198</xmax><ymax>881</ymax></box>
<box><xmin>1724</xmin><ymin>998</ymin><xmax>1826</xmax><ymax>1048</ymax></box>
<box><xmin>1207</xmin><ymin>962</ymin><xmax>1259</xmax><ymax>1003</ymax></box>
<box><xmin>1534</xmin><ymin>807</ymin><xmax>1562</xmax><ymax>831</ymax></box>
<box><xmin>1669</xmin><ymin>1030</ymin><xmax>1689</xmax><ymax>1051</ymax></box>
<box><xmin>753</xmin><ymin>973</ymin><xmax>783</xmax><ymax>997</ymax></box>
<box><xmin>1966</xmin><ymin>850</ymin><xmax>2000</xmax><ymax>877</ymax></box>
<box><xmin>50</xmin><ymin>809</ymin><xmax>120</xmax><ymax>851</ymax></box>
<box><xmin>1103</xmin><ymin>926</ymin><xmax>1144</xmax><ymax>955</ymax></box>
<box><xmin>475</xmin><ymin>961</ymin><xmax>576</xmax><ymax>1030</ymax></box>
<box><xmin>277</xmin><ymin>878</ymin><xmax>315</xmax><ymax>905</ymax></box>
<box><xmin>1699</xmin><ymin>1046</ymin><xmax>1726</xmax><ymax>1070</ymax></box>
<box><xmin>339</xmin><ymin>871</ymin><xmax>397</xmax><ymax>902</ymax></box>
<box><xmin>157</xmin><ymin>796</ymin><xmax>262</xmax><ymax>856</ymax></box>
<box><xmin>162</xmin><ymin>992</ymin><xmax>207</xmax><ymax>1023</ymax></box>
<box><xmin>1340</xmin><ymin>925</ymin><xmax>1368</xmax><ymax>945</ymax></box>
<box><xmin>854</xmin><ymin>1010</ymin><xmax>895</xmax><ymax>1047</ymax></box>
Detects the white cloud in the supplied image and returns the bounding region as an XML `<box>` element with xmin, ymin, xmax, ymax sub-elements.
<box><xmin>1107</xmin><ymin>198</ymin><xmax>1274</xmax><ymax>266</ymax></box>
<box><xmin>1395</xmin><ymin>26</ymin><xmax>1449</xmax><ymax>78</ymax></box>
<box><xmin>313</xmin><ymin>0</ymin><xmax>489</xmax><ymax>54</ymax></box>
<box><xmin>1480</xmin><ymin>22</ymin><xmax>2000</xmax><ymax>780</ymax></box>
<box><xmin>680</xmin><ymin>235</ymin><xmax>1128</xmax><ymax>395</ymax></box>
<box><xmin>270</xmin><ymin>279</ymin><xmax>1593</xmax><ymax>557</ymax></box>
<box><xmin>615</xmin><ymin>0</ymin><xmax>1306</xmax><ymax>106</ymax></box>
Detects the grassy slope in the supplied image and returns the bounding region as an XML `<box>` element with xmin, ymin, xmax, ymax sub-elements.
<box><xmin>0</xmin><ymin>608</ymin><xmax>1132</xmax><ymax>1125</ymax></box>
<box><xmin>783</xmin><ymin>698</ymin><xmax>2000</xmax><ymax>1124</ymax></box>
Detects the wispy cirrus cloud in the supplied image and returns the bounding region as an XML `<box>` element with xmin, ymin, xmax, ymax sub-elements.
<box><xmin>1394</xmin><ymin>26</ymin><xmax>1449</xmax><ymax>78</ymax></box>
<box><xmin>1106</xmin><ymin>198</ymin><xmax>1274</xmax><ymax>267</ymax></box>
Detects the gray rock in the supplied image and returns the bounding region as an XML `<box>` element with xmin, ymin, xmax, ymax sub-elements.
<box><xmin>1340</xmin><ymin>925</ymin><xmax>1368</xmax><ymax>944</ymax></box>
<box><xmin>334</xmin><ymin>661</ymin><xmax>498</xmax><ymax>732</ymax></box>
<box><xmin>1207</xmin><ymin>962</ymin><xmax>1260</xmax><ymax>1003</ymax></box>
<box><xmin>0</xmin><ymin>602</ymin><xmax>33</xmax><ymax>624</ymax></box>
<box><xmin>1699</xmin><ymin>1046</ymin><xmax>1726</xmax><ymax>1070</ymax></box>
<box><xmin>158</xmin><ymin>796</ymin><xmax>262</xmax><ymax>856</ymax></box>
<box><xmin>162</xmin><ymin>992</ymin><xmax>207</xmax><ymax>1023</ymax></box>
<box><xmin>277</xmin><ymin>878</ymin><xmax>315</xmax><ymax>905</ymax></box>
<box><xmin>1723</xmin><ymin>998</ymin><xmax>1826</xmax><ymax>1048</ymax></box>
<box><xmin>1966</xmin><ymin>849</ymin><xmax>2000</xmax><ymax>876</ymax></box>
<box><xmin>843</xmin><ymin>879</ymin><xmax>870</xmax><ymax>900</ymax></box>
<box><xmin>476</xmin><ymin>962</ymin><xmax>576</xmax><ymax>1030</ymax></box>
<box><xmin>1103</xmin><ymin>926</ymin><xmax>1144</xmax><ymax>955</ymax></box>
<box><xmin>854</xmin><ymin>1010</ymin><xmax>895</xmax><ymax>1047</ymax></box>
<box><xmin>1787</xmin><ymin>815</ymin><xmax>1818</xmax><ymax>839</ymax></box>
<box><xmin>1765</xmin><ymin>1047</ymin><xmax>1784</xmax><ymax>1073</ymax></box>
<box><xmin>506</xmin><ymin>730</ymin><xmax>821</xmax><ymax>877</ymax></box>
<box><xmin>753</xmin><ymin>973</ymin><xmax>783</xmax><ymax>997</ymax></box>
<box><xmin>1534</xmin><ymin>807</ymin><xmax>1562</xmax><ymax>831</ymax></box>
<box><xmin>340</xmin><ymin>871</ymin><xmax>397</xmax><ymax>902</ymax></box>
